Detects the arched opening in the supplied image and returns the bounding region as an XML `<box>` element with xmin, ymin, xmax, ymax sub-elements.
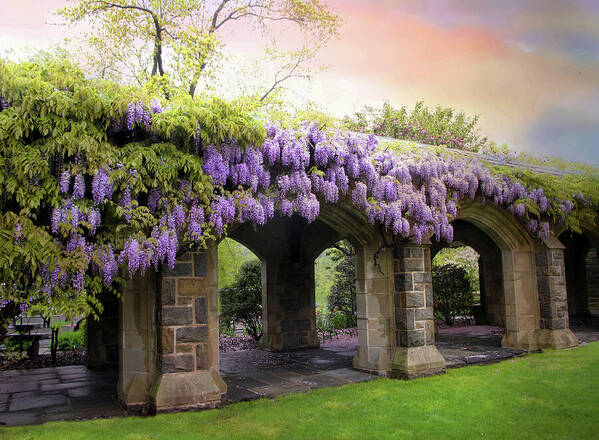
<box><xmin>313</xmin><ymin>240</ymin><xmax>358</xmax><ymax>355</ymax></box>
<box><xmin>432</xmin><ymin>244</ymin><xmax>481</xmax><ymax>325</ymax></box>
<box><xmin>586</xmin><ymin>248</ymin><xmax>599</xmax><ymax>315</ymax></box>
<box><xmin>217</xmin><ymin>238</ymin><xmax>262</xmax><ymax>349</ymax></box>
<box><xmin>217</xmin><ymin>209</ymin><xmax>380</xmax><ymax>403</ymax></box>
<box><xmin>431</xmin><ymin>220</ymin><xmax>509</xmax><ymax>359</ymax></box>
<box><xmin>454</xmin><ymin>201</ymin><xmax>540</xmax><ymax>351</ymax></box>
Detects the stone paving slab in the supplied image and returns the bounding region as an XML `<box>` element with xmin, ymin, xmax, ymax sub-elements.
<box><xmin>9</xmin><ymin>394</ymin><xmax>68</xmax><ymax>412</ymax></box>
<box><xmin>0</xmin><ymin>366</ymin><xmax>125</xmax><ymax>427</ymax></box>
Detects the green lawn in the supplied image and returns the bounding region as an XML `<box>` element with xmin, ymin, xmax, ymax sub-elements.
<box><xmin>5</xmin><ymin>342</ymin><xmax>599</xmax><ymax>440</ymax></box>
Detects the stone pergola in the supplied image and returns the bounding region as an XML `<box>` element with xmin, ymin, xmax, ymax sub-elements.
<box><xmin>86</xmin><ymin>147</ymin><xmax>598</xmax><ymax>413</ymax></box>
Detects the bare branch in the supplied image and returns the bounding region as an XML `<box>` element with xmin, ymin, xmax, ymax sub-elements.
<box><xmin>260</xmin><ymin>55</ymin><xmax>307</xmax><ymax>102</ymax></box>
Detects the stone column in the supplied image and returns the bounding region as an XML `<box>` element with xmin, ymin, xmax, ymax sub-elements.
<box><xmin>391</xmin><ymin>242</ymin><xmax>445</xmax><ymax>379</ymax></box>
<box><xmin>535</xmin><ymin>240</ymin><xmax>578</xmax><ymax>349</ymax></box>
<box><xmin>118</xmin><ymin>272</ymin><xmax>158</xmax><ymax>413</ymax></box>
<box><xmin>259</xmin><ymin>257</ymin><xmax>319</xmax><ymax>351</ymax></box>
<box><xmin>150</xmin><ymin>248</ymin><xmax>226</xmax><ymax>412</ymax></box>
<box><xmin>500</xmin><ymin>249</ymin><xmax>541</xmax><ymax>350</ymax></box>
<box><xmin>353</xmin><ymin>242</ymin><xmax>395</xmax><ymax>375</ymax></box>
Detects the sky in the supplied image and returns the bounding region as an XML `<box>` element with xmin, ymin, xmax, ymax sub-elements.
<box><xmin>1</xmin><ymin>0</ymin><xmax>599</xmax><ymax>164</ymax></box>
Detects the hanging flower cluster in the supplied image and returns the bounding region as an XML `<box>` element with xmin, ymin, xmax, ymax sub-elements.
<box><xmin>201</xmin><ymin>123</ymin><xmax>579</xmax><ymax>249</ymax></box>
<box><xmin>0</xmin><ymin>87</ymin><xmax>587</xmax><ymax>303</ymax></box>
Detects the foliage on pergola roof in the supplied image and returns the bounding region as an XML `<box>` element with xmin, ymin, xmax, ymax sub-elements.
<box><xmin>0</xmin><ymin>59</ymin><xmax>597</xmax><ymax>319</ymax></box>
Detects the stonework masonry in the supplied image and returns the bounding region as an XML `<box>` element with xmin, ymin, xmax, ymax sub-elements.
<box><xmin>535</xmin><ymin>239</ymin><xmax>578</xmax><ymax>349</ymax></box>
<box><xmin>151</xmin><ymin>249</ymin><xmax>225</xmax><ymax>411</ymax></box>
<box><xmin>391</xmin><ymin>242</ymin><xmax>446</xmax><ymax>379</ymax></box>
<box><xmin>110</xmin><ymin>198</ymin><xmax>591</xmax><ymax>413</ymax></box>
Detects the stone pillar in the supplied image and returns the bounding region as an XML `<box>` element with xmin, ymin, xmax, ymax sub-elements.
<box><xmin>259</xmin><ymin>257</ymin><xmax>319</xmax><ymax>351</ymax></box>
<box><xmin>500</xmin><ymin>250</ymin><xmax>540</xmax><ymax>351</ymax></box>
<box><xmin>118</xmin><ymin>272</ymin><xmax>158</xmax><ymax>413</ymax></box>
<box><xmin>535</xmin><ymin>241</ymin><xmax>578</xmax><ymax>349</ymax></box>
<box><xmin>353</xmin><ymin>242</ymin><xmax>395</xmax><ymax>375</ymax></box>
<box><xmin>150</xmin><ymin>248</ymin><xmax>226</xmax><ymax>412</ymax></box>
<box><xmin>391</xmin><ymin>242</ymin><xmax>445</xmax><ymax>379</ymax></box>
<box><xmin>86</xmin><ymin>291</ymin><xmax>119</xmax><ymax>368</ymax></box>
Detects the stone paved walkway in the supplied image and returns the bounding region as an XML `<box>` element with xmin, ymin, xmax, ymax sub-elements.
<box><xmin>1</xmin><ymin>322</ymin><xmax>598</xmax><ymax>427</ymax></box>
<box><xmin>0</xmin><ymin>366</ymin><xmax>125</xmax><ymax>426</ymax></box>
<box><xmin>220</xmin><ymin>346</ymin><xmax>374</xmax><ymax>404</ymax></box>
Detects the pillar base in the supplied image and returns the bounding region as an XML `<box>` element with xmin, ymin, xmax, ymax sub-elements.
<box><xmin>118</xmin><ymin>372</ymin><xmax>155</xmax><ymax>412</ymax></box>
<box><xmin>537</xmin><ymin>329</ymin><xmax>578</xmax><ymax>350</ymax></box>
<box><xmin>258</xmin><ymin>334</ymin><xmax>277</xmax><ymax>351</ymax></box>
<box><xmin>150</xmin><ymin>369</ymin><xmax>226</xmax><ymax>412</ymax></box>
<box><xmin>353</xmin><ymin>346</ymin><xmax>393</xmax><ymax>376</ymax></box>
<box><xmin>502</xmin><ymin>330</ymin><xmax>539</xmax><ymax>351</ymax></box>
<box><xmin>391</xmin><ymin>345</ymin><xmax>446</xmax><ymax>379</ymax></box>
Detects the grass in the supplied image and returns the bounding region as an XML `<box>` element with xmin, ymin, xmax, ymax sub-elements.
<box><xmin>5</xmin><ymin>342</ymin><xmax>599</xmax><ymax>440</ymax></box>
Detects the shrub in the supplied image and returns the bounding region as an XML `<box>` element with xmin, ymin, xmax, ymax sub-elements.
<box><xmin>219</xmin><ymin>260</ymin><xmax>263</xmax><ymax>340</ymax></box>
<box><xmin>433</xmin><ymin>246</ymin><xmax>480</xmax><ymax>295</ymax></box>
<box><xmin>316</xmin><ymin>309</ymin><xmax>352</xmax><ymax>340</ymax></box>
<box><xmin>342</xmin><ymin>101</ymin><xmax>488</xmax><ymax>152</ymax></box>
<box><xmin>326</xmin><ymin>241</ymin><xmax>357</xmax><ymax>327</ymax></box>
<box><xmin>57</xmin><ymin>330</ymin><xmax>85</xmax><ymax>351</ymax></box>
<box><xmin>432</xmin><ymin>264</ymin><xmax>474</xmax><ymax>326</ymax></box>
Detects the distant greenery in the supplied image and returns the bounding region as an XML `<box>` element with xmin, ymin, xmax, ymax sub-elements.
<box><xmin>219</xmin><ymin>260</ymin><xmax>262</xmax><ymax>340</ymax></box>
<box><xmin>343</xmin><ymin>101</ymin><xmax>488</xmax><ymax>152</ymax></box>
<box><xmin>326</xmin><ymin>241</ymin><xmax>356</xmax><ymax>324</ymax></box>
<box><xmin>218</xmin><ymin>238</ymin><xmax>257</xmax><ymax>289</ymax></box>
<box><xmin>7</xmin><ymin>342</ymin><xmax>599</xmax><ymax>439</ymax></box>
<box><xmin>57</xmin><ymin>329</ymin><xmax>85</xmax><ymax>351</ymax></box>
<box><xmin>432</xmin><ymin>264</ymin><xmax>475</xmax><ymax>326</ymax></box>
<box><xmin>314</xmin><ymin>251</ymin><xmax>335</xmax><ymax>309</ymax></box>
<box><xmin>433</xmin><ymin>246</ymin><xmax>479</xmax><ymax>294</ymax></box>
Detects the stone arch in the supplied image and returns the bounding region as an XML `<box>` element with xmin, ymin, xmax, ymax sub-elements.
<box><xmin>224</xmin><ymin>197</ymin><xmax>395</xmax><ymax>376</ymax></box>
<box><xmin>431</xmin><ymin>220</ymin><xmax>505</xmax><ymax>327</ymax></box>
<box><xmin>454</xmin><ymin>200</ymin><xmax>540</xmax><ymax>350</ymax></box>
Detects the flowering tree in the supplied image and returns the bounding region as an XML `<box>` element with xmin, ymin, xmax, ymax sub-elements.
<box><xmin>58</xmin><ymin>0</ymin><xmax>341</xmax><ymax>98</ymax></box>
<box><xmin>0</xmin><ymin>59</ymin><xmax>596</xmax><ymax>330</ymax></box>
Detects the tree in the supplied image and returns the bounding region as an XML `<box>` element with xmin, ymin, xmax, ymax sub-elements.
<box><xmin>219</xmin><ymin>260</ymin><xmax>262</xmax><ymax>340</ymax></box>
<box><xmin>432</xmin><ymin>264</ymin><xmax>474</xmax><ymax>326</ymax></box>
<box><xmin>58</xmin><ymin>0</ymin><xmax>341</xmax><ymax>99</ymax></box>
<box><xmin>326</xmin><ymin>240</ymin><xmax>356</xmax><ymax>326</ymax></box>
<box><xmin>433</xmin><ymin>245</ymin><xmax>480</xmax><ymax>294</ymax></box>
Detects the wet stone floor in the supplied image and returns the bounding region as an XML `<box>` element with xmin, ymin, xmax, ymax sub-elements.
<box><xmin>1</xmin><ymin>321</ymin><xmax>598</xmax><ymax>427</ymax></box>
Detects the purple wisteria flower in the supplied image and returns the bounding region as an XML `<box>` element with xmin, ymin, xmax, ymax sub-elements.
<box><xmin>60</xmin><ymin>171</ymin><xmax>71</xmax><ymax>194</ymax></box>
<box><xmin>73</xmin><ymin>174</ymin><xmax>85</xmax><ymax>199</ymax></box>
<box><xmin>91</xmin><ymin>168</ymin><xmax>113</xmax><ymax>204</ymax></box>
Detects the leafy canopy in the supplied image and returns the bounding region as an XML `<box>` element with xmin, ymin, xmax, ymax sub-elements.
<box><xmin>58</xmin><ymin>0</ymin><xmax>341</xmax><ymax>99</ymax></box>
<box><xmin>0</xmin><ymin>58</ymin><xmax>263</xmax><ymax>321</ymax></box>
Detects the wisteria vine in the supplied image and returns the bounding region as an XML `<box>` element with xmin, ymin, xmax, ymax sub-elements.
<box><xmin>0</xmin><ymin>94</ymin><xmax>590</xmax><ymax>312</ymax></box>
